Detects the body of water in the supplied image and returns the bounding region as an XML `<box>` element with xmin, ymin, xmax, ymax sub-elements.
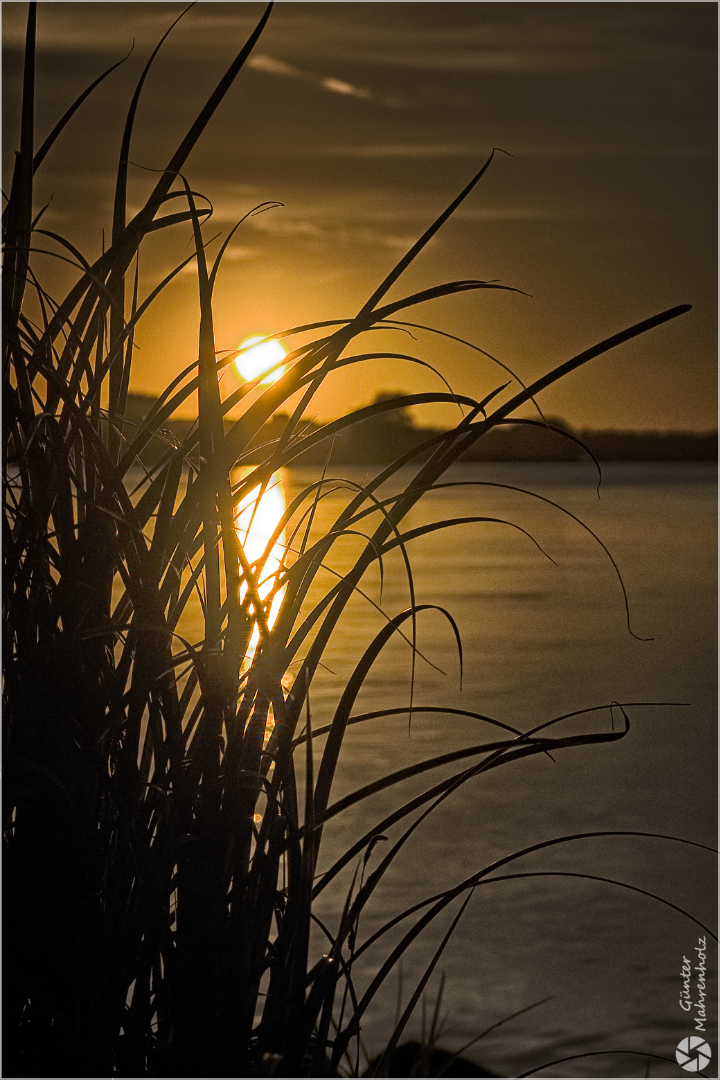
<box><xmin>163</xmin><ymin>458</ymin><xmax>716</xmax><ymax>1077</ymax></box>
<box><xmin>278</xmin><ymin>461</ymin><xmax>717</xmax><ymax>1079</ymax></box>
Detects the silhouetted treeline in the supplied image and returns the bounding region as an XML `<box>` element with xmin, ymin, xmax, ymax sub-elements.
<box><xmin>121</xmin><ymin>393</ymin><xmax>717</xmax><ymax>466</ymax></box>
<box><xmin>576</xmin><ymin>429</ymin><xmax>717</xmax><ymax>462</ymax></box>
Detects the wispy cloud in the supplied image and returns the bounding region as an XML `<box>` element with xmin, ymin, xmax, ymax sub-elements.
<box><xmin>179</xmin><ymin>245</ymin><xmax>260</xmax><ymax>275</ymax></box>
<box><xmin>248</xmin><ymin>53</ymin><xmax>374</xmax><ymax>102</ymax></box>
<box><xmin>320</xmin><ymin>77</ymin><xmax>370</xmax><ymax>101</ymax></box>
<box><xmin>327</xmin><ymin>144</ymin><xmax>485</xmax><ymax>159</ymax></box>
<box><xmin>246</xmin><ymin>54</ymin><xmax>303</xmax><ymax>79</ymax></box>
<box><xmin>246</xmin><ymin>211</ymin><xmax>416</xmax><ymax>252</ymax></box>
<box><xmin>328</xmin><ymin>142</ymin><xmax>715</xmax><ymax>161</ymax></box>
<box><xmin>218</xmin><ymin>245</ymin><xmax>260</xmax><ymax>262</ymax></box>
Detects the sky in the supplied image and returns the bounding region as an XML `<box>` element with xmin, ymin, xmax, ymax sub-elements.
<box><xmin>3</xmin><ymin>1</ymin><xmax>717</xmax><ymax>431</ymax></box>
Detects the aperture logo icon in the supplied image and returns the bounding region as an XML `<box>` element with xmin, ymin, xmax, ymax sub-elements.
<box><xmin>676</xmin><ymin>1037</ymin><xmax>712</xmax><ymax>1073</ymax></box>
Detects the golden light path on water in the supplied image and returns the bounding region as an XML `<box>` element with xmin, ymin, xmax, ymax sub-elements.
<box><xmin>232</xmin><ymin>335</ymin><xmax>290</xmax><ymax>755</ymax></box>
<box><xmin>234</xmin><ymin>471</ymin><xmax>288</xmax><ymax>661</ymax></box>
<box><xmin>234</xmin><ymin>469</ymin><xmax>288</xmax><ymax>755</ymax></box>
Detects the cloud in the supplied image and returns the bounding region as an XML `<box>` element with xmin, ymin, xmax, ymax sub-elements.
<box><xmin>320</xmin><ymin>77</ymin><xmax>370</xmax><ymax>101</ymax></box>
<box><xmin>328</xmin><ymin>142</ymin><xmax>715</xmax><ymax>162</ymax></box>
<box><xmin>220</xmin><ymin>245</ymin><xmax>261</xmax><ymax>262</ymax></box>
<box><xmin>328</xmin><ymin>144</ymin><xmax>485</xmax><ymax>159</ymax></box>
<box><xmin>244</xmin><ymin>209</ymin><xmax>416</xmax><ymax>252</ymax></box>
<box><xmin>246</xmin><ymin>54</ymin><xmax>305</xmax><ymax>80</ymax></box>
<box><xmin>178</xmin><ymin>245</ymin><xmax>259</xmax><ymax>275</ymax></box>
<box><xmin>454</xmin><ymin>206</ymin><xmax>586</xmax><ymax>223</ymax></box>
<box><xmin>247</xmin><ymin>53</ymin><xmax>374</xmax><ymax>102</ymax></box>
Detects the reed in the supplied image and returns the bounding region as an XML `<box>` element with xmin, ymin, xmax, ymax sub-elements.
<box><xmin>3</xmin><ymin>5</ymin><xmax>700</xmax><ymax>1077</ymax></box>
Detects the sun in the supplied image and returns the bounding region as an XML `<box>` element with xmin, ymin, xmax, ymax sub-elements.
<box><xmin>234</xmin><ymin>336</ymin><xmax>286</xmax><ymax>385</ymax></box>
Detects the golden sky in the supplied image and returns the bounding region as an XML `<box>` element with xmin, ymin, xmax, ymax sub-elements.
<box><xmin>3</xmin><ymin>2</ymin><xmax>717</xmax><ymax>431</ymax></box>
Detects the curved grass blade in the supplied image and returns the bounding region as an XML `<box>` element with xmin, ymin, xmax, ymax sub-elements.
<box><xmin>381</xmin><ymin>316</ymin><xmax>546</xmax><ymax>422</ymax></box>
<box><xmin>353</xmin><ymin>828</ymin><xmax>716</xmax><ymax>964</ymax></box>
<box><xmin>479</xmin><ymin>870</ymin><xmax>717</xmax><ymax>940</ymax></box>
<box><xmin>315</xmin><ymin>709</ymin><xmax>635</xmax><ymax>904</ymax></box>
<box><xmin>311</xmin><ymin>604</ymin><xmax>464</xmax><ymax>834</ymax></box>
<box><xmin>368</xmin><ymin>891</ymin><xmax>475</xmax><ymax>1079</ymax></box>
<box><xmin>517</xmin><ymin>1050</ymin><xmax>697</xmax><ymax>1078</ymax></box>
<box><xmin>358</xmin><ymin>149</ymin><xmax>503</xmax><ymax>318</ymax></box>
<box><xmin>32</xmin><ymin>45</ymin><xmax>135</xmax><ymax>174</ymax></box>
<box><xmin>292</xmin><ymin>706</ymin><xmax>525</xmax><ymax>749</ymax></box>
<box><xmin>435</xmin><ymin>996</ymin><xmax>556</xmax><ymax>1078</ymax></box>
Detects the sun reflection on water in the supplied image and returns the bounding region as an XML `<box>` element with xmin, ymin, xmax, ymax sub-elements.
<box><xmin>234</xmin><ymin>469</ymin><xmax>289</xmax><ymax>740</ymax></box>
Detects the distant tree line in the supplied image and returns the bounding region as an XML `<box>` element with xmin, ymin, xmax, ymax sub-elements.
<box><xmin>121</xmin><ymin>393</ymin><xmax>717</xmax><ymax>467</ymax></box>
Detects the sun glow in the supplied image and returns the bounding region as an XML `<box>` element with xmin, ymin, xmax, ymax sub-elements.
<box><xmin>234</xmin><ymin>336</ymin><xmax>286</xmax><ymax>385</ymax></box>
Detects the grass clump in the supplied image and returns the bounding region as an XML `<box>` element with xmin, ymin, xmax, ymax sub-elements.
<box><xmin>3</xmin><ymin>4</ymin><xmax>702</xmax><ymax>1077</ymax></box>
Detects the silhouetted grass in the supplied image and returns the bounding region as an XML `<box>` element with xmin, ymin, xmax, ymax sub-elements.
<box><xmin>3</xmin><ymin>4</ymin><xmax>702</xmax><ymax>1078</ymax></box>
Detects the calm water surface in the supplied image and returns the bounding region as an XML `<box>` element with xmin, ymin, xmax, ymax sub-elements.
<box><xmin>279</xmin><ymin>462</ymin><xmax>717</xmax><ymax>1079</ymax></box>
<box><xmin>165</xmin><ymin>460</ymin><xmax>716</xmax><ymax>1077</ymax></box>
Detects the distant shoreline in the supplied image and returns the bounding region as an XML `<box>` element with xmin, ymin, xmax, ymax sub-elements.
<box><xmin>123</xmin><ymin>394</ymin><xmax>717</xmax><ymax>465</ymax></box>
